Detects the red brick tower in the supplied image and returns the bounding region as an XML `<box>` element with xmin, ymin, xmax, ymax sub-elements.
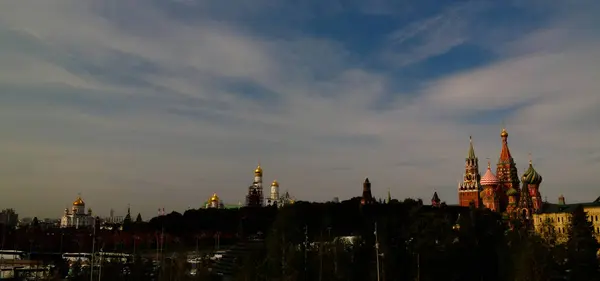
<box><xmin>361</xmin><ymin>178</ymin><xmax>375</xmax><ymax>205</ymax></box>
<box><xmin>458</xmin><ymin>136</ymin><xmax>482</xmax><ymax>207</ymax></box>
<box><xmin>431</xmin><ymin>192</ymin><xmax>441</xmax><ymax>207</ymax></box>
<box><xmin>496</xmin><ymin>128</ymin><xmax>520</xmax><ymax>212</ymax></box>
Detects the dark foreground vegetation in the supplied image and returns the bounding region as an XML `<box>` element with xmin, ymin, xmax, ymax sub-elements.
<box><xmin>1</xmin><ymin>198</ymin><xmax>599</xmax><ymax>281</ymax></box>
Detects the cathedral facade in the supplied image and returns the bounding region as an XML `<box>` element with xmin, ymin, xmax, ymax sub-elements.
<box><xmin>457</xmin><ymin>128</ymin><xmax>543</xmax><ymax>222</ymax></box>
<box><xmin>60</xmin><ymin>196</ymin><xmax>95</xmax><ymax>228</ymax></box>
<box><xmin>205</xmin><ymin>193</ymin><xmax>225</xmax><ymax>209</ymax></box>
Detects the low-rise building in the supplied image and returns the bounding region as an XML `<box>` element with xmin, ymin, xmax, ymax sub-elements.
<box><xmin>532</xmin><ymin>195</ymin><xmax>600</xmax><ymax>243</ymax></box>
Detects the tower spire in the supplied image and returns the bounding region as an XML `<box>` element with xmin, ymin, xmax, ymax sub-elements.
<box><xmin>499</xmin><ymin>127</ymin><xmax>512</xmax><ymax>162</ymax></box>
<box><xmin>361</xmin><ymin>178</ymin><xmax>374</xmax><ymax>205</ymax></box>
<box><xmin>467</xmin><ymin>136</ymin><xmax>476</xmax><ymax>159</ymax></box>
<box><xmin>457</xmin><ymin>137</ymin><xmax>482</xmax><ymax>208</ymax></box>
<box><xmin>496</xmin><ymin>125</ymin><xmax>520</xmax><ymax>213</ymax></box>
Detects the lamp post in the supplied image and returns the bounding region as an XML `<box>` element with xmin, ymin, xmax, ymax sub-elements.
<box><xmin>405</xmin><ymin>237</ymin><xmax>419</xmax><ymax>281</ymax></box>
<box><xmin>133</xmin><ymin>236</ymin><xmax>137</xmax><ymax>257</ymax></box>
<box><xmin>375</xmin><ymin>222</ymin><xmax>381</xmax><ymax>281</ymax></box>
<box><xmin>60</xmin><ymin>232</ymin><xmax>64</xmax><ymax>253</ymax></box>
<box><xmin>0</xmin><ymin>217</ymin><xmax>6</xmax><ymax>269</ymax></box>
<box><xmin>304</xmin><ymin>225</ymin><xmax>308</xmax><ymax>281</ymax></box>
<box><xmin>97</xmin><ymin>248</ymin><xmax>103</xmax><ymax>281</ymax></box>
<box><xmin>90</xmin><ymin>217</ymin><xmax>96</xmax><ymax>281</ymax></box>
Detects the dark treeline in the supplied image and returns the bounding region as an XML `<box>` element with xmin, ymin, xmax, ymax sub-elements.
<box><xmin>1</xmin><ymin>198</ymin><xmax>599</xmax><ymax>281</ymax></box>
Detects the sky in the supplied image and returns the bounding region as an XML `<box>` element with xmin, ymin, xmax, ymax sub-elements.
<box><xmin>1</xmin><ymin>0</ymin><xmax>599</xmax><ymax>218</ymax></box>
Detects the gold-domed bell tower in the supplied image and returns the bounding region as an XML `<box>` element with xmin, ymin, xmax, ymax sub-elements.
<box><xmin>268</xmin><ymin>180</ymin><xmax>280</xmax><ymax>206</ymax></box>
<box><xmin>254</xmin><ymin>164</ymin><xmax>263</xmax><ymax>189</ymax></box>
<box><xmin>246</xmin><ymin>163</ymin><xmax>264</xmax><ymax>207</ymax></box>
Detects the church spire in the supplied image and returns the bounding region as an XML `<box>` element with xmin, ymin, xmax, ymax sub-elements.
<box><xmin>499</xmin><ymin>127</ymin><xmax>513</xmax><ymax>163</ymax></box>
<box><xmin>495</xmin><ymin>125</ymin><xmax>520</xmax><ymax>213</ymax></box>
<box><xmin>387</xmin><ymin>188</ymin><xmax>392</xmax><ymax>203</ymax></box>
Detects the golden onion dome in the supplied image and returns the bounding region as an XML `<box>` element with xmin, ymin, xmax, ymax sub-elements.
<box><xmin>254</xmin><ymin>164</ymin><xmax>263</xmax><ymax>175</ymax></box>
<box><xmin>73</xmin><ymin>196</ymin><xmax>85</xmax><ymax>206</ymax></box>
<box><xmin>210</xmin><ymin>193</ymin><xmax>220</xmax><ymax>202</ymax></box>
<box><xmin>500</xmin><ymin>128</ymin><xmax>508</xmax><ymax>138</ymax></box>
<box><xmin>271</xmin><ymin>180</ymin><xmax>279</xmax><ymax>187</ymax></box>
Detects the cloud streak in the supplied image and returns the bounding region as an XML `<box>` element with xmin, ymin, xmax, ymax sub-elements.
<box><xmin>0</xmin><ymin>0</ymin><xmax>599</xmax><ymax>217</ymax></box>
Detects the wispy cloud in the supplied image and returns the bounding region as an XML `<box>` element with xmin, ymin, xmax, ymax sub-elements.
<box><xmin>0</xmin><ymin>0</ymin><xmax>599</xmax><ymax>217</ymax></box>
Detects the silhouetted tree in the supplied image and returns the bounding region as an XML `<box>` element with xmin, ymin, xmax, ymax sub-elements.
<box><xmin>565</xmin><ymin>205</ymin><xmax>600</xmax><ymax>281</ymax></box>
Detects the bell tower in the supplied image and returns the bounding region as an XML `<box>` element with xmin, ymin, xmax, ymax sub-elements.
<box><xmin>246</xmin><ymin>164</ymin><xmax>264</xmax><ymax>207</ymax></box>
<box><xmin>361</xmin><ymin>178</ymin><xmax>374</xmax><ymax>205</ymax></box>
<box><xmin>458</xmin><ymin>136</ymin><xmax>482</xmax><ymax>207</ymax></box>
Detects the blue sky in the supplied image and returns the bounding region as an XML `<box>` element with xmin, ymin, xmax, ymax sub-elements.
<box><xmin>1</xmin><ymin>0</ymin><xmax>599</xmax><ymax>218</ymax></box>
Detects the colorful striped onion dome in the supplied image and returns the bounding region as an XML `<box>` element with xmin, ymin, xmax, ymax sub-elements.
<box><xmin>522</xmin><ymin>160</ymin><xmax>542</xmax><ymax>185</ymax></box>
<box><xmin>480</xmin><ymin>162</ymin><xmax>499</xmax><ymax>186</ymax></box>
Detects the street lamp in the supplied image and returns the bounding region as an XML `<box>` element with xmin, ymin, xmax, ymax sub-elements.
<box><xmin>374</xmin><ymin>223</ymin><xmax>381</xmax><ymax>281</ymax></box>
<box><xmin>60</xmin><ymin>232</ymin><xmax>65</xmax><ymax>253</ymax></box>
<box><xmin>452</xmin><ymin>223</ymin><xmax>461</xmax><ymax>231</ymax></box>
<box><xmin>405</xmin><ymin>237</ymin><xmax>420</xmax><ymax>281</ymax></box>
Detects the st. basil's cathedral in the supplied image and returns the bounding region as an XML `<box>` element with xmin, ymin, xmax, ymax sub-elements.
<box><xmin>457</xmin><ymin>128</ymin><xmax>543</xmax><ymax>222</ymax></box>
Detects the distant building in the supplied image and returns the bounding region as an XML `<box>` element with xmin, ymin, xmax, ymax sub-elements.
<box><xmin>533</xmin><ymin>195</ymin><xmax>600</xmax><ymax>243</ymax></box>
<box><xmin>0</xmin><ymin>209</ymin><xmax>18</xmax><ymax>227</ymax></box>
<box><xmin>360</xmin><ymin>178</ymin><xmax>375</xmax><ymax>205</ymax></box>
<box><xmin>60</xmin><ymin>195</ymin><xmax>94</xmax><ymax>229</ymax></box>
<box><xmin>457</xmin><ymin>128</ymin><xmax>543</xmax><ymax>224</ymax></box>
<box><xmin>104</xmin><ymin>208</ymin><xmax>124</xmax><ymax>224</ymax></box>
<box><xmin>205</xmin><ymin>193</ymin><xmax>225</xmax><ymax>209</ymax></box>
<box><xmin>246</xmin><ymin>164</ymin><xmax>264</xmax><ymax>207</ymax></box>
<box><xmin>431</xmin><ymin>192</ymin><xmax>441</xmax><ymax>207</ymax></box>
<box><xmin>266</xmin><ymin>180</ymin><xmax>280</xmax><ymax>207</ymax></box>
<box><xmin>278</xmin><ymin>191</ymin><xmax>296</xmax><ymax>207</ymax></box>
